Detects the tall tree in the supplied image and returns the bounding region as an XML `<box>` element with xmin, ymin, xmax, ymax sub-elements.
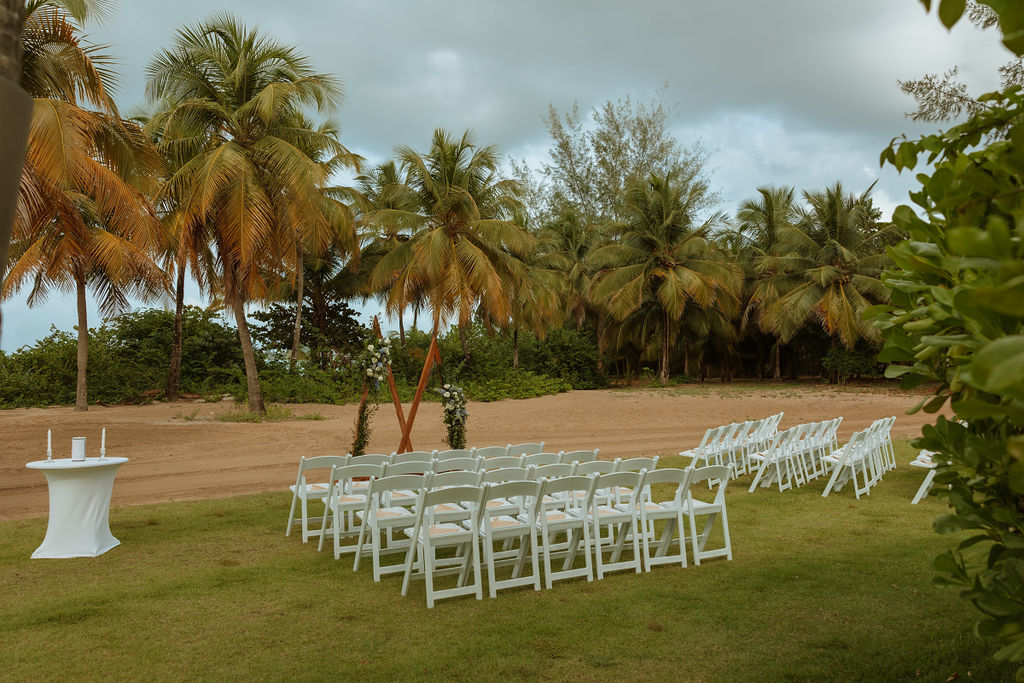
<box><xmin>590</xmin><ymin>172</ymin><xmax>739</xmax><ymax>384</ymax></box>
<box><xmin>758</xmin><ymin>182</ymin><xmax>901</xmax><ymax>350</ymax></box>
<box><xmin>3</xmin><ymin>0</ymin><xmax>165</xmax><ymax>411</ymax></box>
<box><xmin>146</xmin><ymin>14</ymin><xmax>345</xmax><ymax>414</ymax></box>
<box><xmin>371</xmin><ymin>129</ymin><xmax>531</xmax><ymax>358</ymax></box>
<box><xmin>737</xmin><ymin>186</ymin><xmax>798</xmax><ymax>379</ymax></box>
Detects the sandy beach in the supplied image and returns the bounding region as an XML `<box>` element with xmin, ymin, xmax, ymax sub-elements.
<box><xmin>0</xmin><ymin>383</ymin><xmax>943</xmax><ymax>520</ymax></box>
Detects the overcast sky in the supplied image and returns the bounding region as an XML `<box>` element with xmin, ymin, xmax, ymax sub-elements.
<box><xmin>1</xmin><ymin>0</ymin><xmax>1015</xmax><ymax>351</ymax></box>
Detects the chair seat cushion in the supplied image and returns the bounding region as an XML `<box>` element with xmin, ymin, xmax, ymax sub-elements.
<box><xmin>291</xmin><ymin>482</ymin><xmax>329</xmax><ymax>495</ymax></box>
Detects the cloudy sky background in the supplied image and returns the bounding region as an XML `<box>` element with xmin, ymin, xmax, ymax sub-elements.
<box><xmin>1</xmin><ymin>0</ymin><xmax>1015</xmax><ymax>351</ymax></box>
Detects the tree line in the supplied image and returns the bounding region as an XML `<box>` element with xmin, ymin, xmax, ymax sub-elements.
<box><xmin>2</xmin><ymin>2</ymin><xmax>902</xmax><ymax>414</ymax></box>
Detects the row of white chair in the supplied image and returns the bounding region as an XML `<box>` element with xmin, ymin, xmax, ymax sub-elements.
<box><xmin>747</xmin><ymin>417</ymin><xmax>844</xmax><ymax>492</ymax></box>
<box><xmin>821</xmin><ymin>417</ymin><xmax>896</xmax><ymax>499</ymax></box>
<box><xmin>344</xmin><ymin>465</ymin><xmax>731</xmax><ymax>607</ymax></box>
<box><xmin>681</xmin><ymin>413</ymin><xmax>784</xmax><ymax>476</ymax></box>
<box><xmin>313</xmin><ymin>456</ymin><xmax>660</xmax><ymax>557</ymax></box>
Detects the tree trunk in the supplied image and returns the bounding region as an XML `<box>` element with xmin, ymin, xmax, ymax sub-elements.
<box><xmin>398</xmin><ymin>309</ymin><xmax>405</xmax><ymax>345</ymax></box>
<box><xmin>773</xmin><ymin>339</ymin><xmax>782</xmax><ymax>381</ymax></box>
<box><xmin>0</xmin><ymin>0</ymin><xmax>29</xmax><ymax>350</ymax></box>
<box><xmin>75</xmin><ymin>275</ymin><xmax>89</xmax><ymax>412</ymax></box>
<box><xmin>459</xmin><ymin>322</ymin><xmax>470</xmax><ymax>361</ymax></box>
<box><xmin>683</xmin><ymin>332</ymin><xmax>690</xmax><ymax>377</ymax></box>
<box><xmin>596</xmin><ymin>311</ymin><xmax>605</xmax><ymax>373</ymax></box>
<box><xmin>659</xmin><ymin>310</ymin><xmax>670</xmax><ymax>385</ymax></box>
<box><xmin>166</xmin><ymin>261</ymin><xmax>186</xmax><ymax>400</ymax></box>
<box><xmin>412</xmin><ymin>305</ymin><xmax>418</xmax><ymax>331</ymax></box>
<box><xmin>231</xmin><ymin>292</ymin><xmax>265</xmax><ymax>415</ymax></box>
<box><xmin>289</xmin><ymin>249</ymin><xmax>304</xmax><ymax>373</ymax></box>
<box><xmin>512</xmin><ymin>325</ymin><xmax>519</xmax><ymax>370</ymax></box>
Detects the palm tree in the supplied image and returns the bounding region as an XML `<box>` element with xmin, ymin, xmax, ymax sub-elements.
<box><xmin>371</xmin><ymin>129</ymin><xmax>531</xmax><ymax>359</ymax></box>
<box><xmin>355</xmin><ymin>160</ymin><xmax>420</xmax><ymax>344</ymax></box>
<box><xmin>146</xmin><ymin>14</ymin><xmax>346</xmax><ymax>413</ymax></box>
<box><xmin>736</xmin><ymin>186</ymin><xmax>797</xmax><ymax>379</ymax></box>
<box><xmin>590</xmin><ymin>172</ymin><xmax>740</xmax><ymax>384</ymax></box>
<box><xmin>3</xmin><ymin>0</ymin><xmax>165</xmax><ymax>411</ymax></box>
<box><xmin>758</xmin><ymin>182</ymin><xmax>901</xmax><ymax>351</ymax></box>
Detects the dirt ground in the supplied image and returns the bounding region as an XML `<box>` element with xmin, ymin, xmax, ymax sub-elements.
<box><xmin>0</xmin><ymin>383</ymin><xmax>946</xmax><ymax>521</ymax></box>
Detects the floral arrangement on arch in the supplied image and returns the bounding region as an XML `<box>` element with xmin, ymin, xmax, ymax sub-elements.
<box><xmin>437</xmin><ymin>383</ymin><xmax>468</xmax><ymax>449</ymax></box>
<box><xmin>351</xmin><ymin>338</ymin><xmax>393</xmax><ymax>457</ymax></box>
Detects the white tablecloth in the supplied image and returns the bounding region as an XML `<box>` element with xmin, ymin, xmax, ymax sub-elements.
<box><xmin>26</xmin><ymin>457</ymin><xmax>128</xmax><ymax>558</ymax></box>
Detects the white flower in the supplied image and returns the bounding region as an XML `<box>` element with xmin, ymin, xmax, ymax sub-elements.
<box><xmin>368</xmin><ymin>344</ymin><xmax>375</xmax><ymax>352</ymax></box>
<box><xmin>365</xmin><ymin>368</ymin><xmax>373</xmax><ymax>377</ymax></box>
<box><xmin>443</xmin><ymin>391</ymin><xmax>450</xmax><ymax>398</ymax></box>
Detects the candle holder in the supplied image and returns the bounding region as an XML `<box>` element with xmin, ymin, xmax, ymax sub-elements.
<box><xmin>99</xmin><ymin>446</ymin><xmax>106</xmax><ymax>460</ymax></box>
<box><xmin>46</xmin><ymin>447</ymin><xmax>52</xmax><ymax>461</ymax></box>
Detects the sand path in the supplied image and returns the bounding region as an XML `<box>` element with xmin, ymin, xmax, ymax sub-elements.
<box><xmin>0</xmin><ymin>383</ymin><xmax>942</xmax><ymax>520</ymax></box>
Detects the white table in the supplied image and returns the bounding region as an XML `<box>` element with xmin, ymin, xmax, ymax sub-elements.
<box><xmin>26</xmin><ymin>457</ymin><xmax>128</xmax><ymax>558</ymax></box>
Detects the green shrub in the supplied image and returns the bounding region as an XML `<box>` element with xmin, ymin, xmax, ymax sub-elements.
<box><xmin>876</xmin><ymin>82</ymin><xmax>1024</xmax><ymax>670</ymax></box>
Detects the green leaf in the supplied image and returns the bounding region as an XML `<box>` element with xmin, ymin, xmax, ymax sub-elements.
<box><xmin>934</xmin><ymin>513</ymin><xmax>982</xmax><ymax>534</ymax></box>
<box><xmin>938</xmin><ymin>0</ymin><xmax>966</xmax><ymax>29</ymax></box>
<box><xmin>884</xmin><ymin>364</ymin><xmax>913</xmax><ymax>378</ymax></box>
<box><xmin>962</xmin><ymin>336</ymin><xmax>1024</xmax><ymax>401</ymax></box>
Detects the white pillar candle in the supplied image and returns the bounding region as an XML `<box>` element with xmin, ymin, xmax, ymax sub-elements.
<box><xmin>101</xmin><ymin>427</ymin><xmax>106</xmax><ymax>450</ymax></box>
<box><xmin>47</xmin><ymin>429</ymin><xmax>51</xmax><ymax>450</ymax></box>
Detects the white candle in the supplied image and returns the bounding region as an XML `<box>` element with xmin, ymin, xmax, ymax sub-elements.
<box><xmin>47</xmin><ymin>429</ymin><xmax>51</xmax><ymax>450</ymax></box>
<box><xmin>101</xmin><ymin>427</ymin><xmax>106</xmax><ymax>450</ymax></box>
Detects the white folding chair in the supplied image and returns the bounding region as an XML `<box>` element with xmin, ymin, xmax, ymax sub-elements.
<box><xmin>508</xmin><ymin>442</ymin><xmax>545</xmax><ymax>457</ymax></box>
<box><xmin>479</xmin><ymin>467</ymin><xmax>535</xmax><ymax>517</ymax></box>
<box><xmin>535</xmin><ymin>475</ymin><xmax>596</xmax><ymax>588</ymax></box>
<box><xmin>432</xmin><ymin>456</ymin><xmax>483</xmax><ymax>473</ymax></box>
<box><xmin>286</xmin><ymin>455</ymin><xmax>347</xmax><ymax>542</ymax></box>
<box><xmin>391</xmin><ymin>450</ymin><xmax>436</xmax><ymax>464</ymax></box>
<box><xmin>435</xmin><ymin>449</ymin><xmax>474</xmax><ymax>461</ymax></box>
<box><xmin>349</xmin><ymin>453</ymin><xmax>393</xmax><ymax>466</ymax></box>
<box><xmin>353</xmin><ymin>473</ymin><xmax>426</xmax><ymax>581</ymax></box>
<box><xmin>522</xmin><ymin>452</ymin><xmax>561</xmax><ymax>467</ymax></box>
<box><xmin>401</xmin><ymin>485</ymin><xmax>484</xmax><ymax>608</ymax></box>
<box><xmin>821</xmin><ymin>430</ymin><xmax>872</xmax><ymax>499</ymax></box>
<box><xmin>559</xmin><ymin>449</ymin><xmax>599</xmax><ymax>465</ymax></box>
<box><xmin>477</xmin><ymin>480</ymin><xmax>543</xmax><ymax>597</ymax></box>
<box><xmin>589</xmin><ymin>471</ymin><xmax>642</xmax><ymax>579</ymax></box>
<box><xmin>318</xmin><ymin>462</ymin><xmax>386</xmax><ymax>558</ymax></box>
<box><xmin>683</xmin><ymin>465</ymin><xmax>732</xmax><ymax>565</ymax></box>
<box><xmin>482</xmin><ymin>455</ymin><xmax>524</xmax><ymax>470</ymax></box>
<box><xmin>611</xmin><ymin>456</ymin><xmax>659</xmax><ymax>505</ymax></box>
<box><xmin>473</xmin><ymin>445</ymin><xmax>510</xmax><ymax>459</ymax></box>
<box><xmin>635</xmin><ymin>467</ymin><xmax>692</xmax><ymax>571</ymax></box>
<box><xmin>681</xmin><ymin>426</ymin><xmax>721</xmax><ymax>468</ymax></box>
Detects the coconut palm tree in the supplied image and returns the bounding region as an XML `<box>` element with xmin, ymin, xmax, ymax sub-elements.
<box><xmin>145</xmin><ymin>14</ymin><xmax>347</xmax><ymax>414</ymax></box>
<box><xmin>590</xmin><ymin>172</ymin><xmax>740</xmax><ymax>384</ymax></box>
<box><xmin>736</xmin><ymin>185</ymin><xmax>797</xmax><ymax>379</ymax></box>
<box><xmin>758</xmin><ymin>182</ymin><xmax>901</xmax><ymax>350</ymax></box>
<box><xmin>3</xmin><ymin>0</ymin><xmax>166</xmax><ymax>411</ymax></box>
<box><xmin>355</xmin><ymin>160</ymin><xmax>420</xmax><ymax>344</ymax></box>
<box><xmin>371</xmin><ymin>129</ymin><xmax>531</xmax><ymax>359</ymax></box>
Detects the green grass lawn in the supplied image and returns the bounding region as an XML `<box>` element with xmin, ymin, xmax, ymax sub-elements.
<box><xmin>0</xmin><ymin>442</ymin><xmax>1012</xmax><ymax>682</ymax></box>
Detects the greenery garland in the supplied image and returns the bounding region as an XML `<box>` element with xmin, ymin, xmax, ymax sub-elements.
<box><xmin>351</xmin><ymin>339</ymin><xmax>392</xmax><ymax>456</ymax></box>
<box><xmin>437</xmin><ymin>383</ymin><xmax>468</xmax><ymax>449</ymax></box>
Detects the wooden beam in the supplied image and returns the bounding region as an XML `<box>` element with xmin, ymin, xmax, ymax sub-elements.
<box><xmin>397</xmin><ymin>331</ymin><xmax>441</xmax><ymax>453</ymax></box>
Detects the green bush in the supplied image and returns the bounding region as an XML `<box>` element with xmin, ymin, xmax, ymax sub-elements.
<box><xmin>821</xmin><ymin>344</ymin><xmax>880</xmax><ymax>384</ymax></box>
<box><xmin>876</xmin><ymin>83</ymin><xmax>1024</xmax><ymax>670</ymax></box>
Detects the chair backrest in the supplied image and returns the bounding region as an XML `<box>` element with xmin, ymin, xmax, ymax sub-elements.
<box><xmin>687</xmin><ymin>465</ymin><xmax>731</xmax><ymax>505</ymax></box>
<box><xmin>349</xmin><ymin>453</ymin><xmax>392</xmax><ymax>466</ymax></box>
<box><xmin>482</xmin><ymin>455</ymin><xmax>524</xmax><ymax>470</ymax></box>
<box><xmin>430</xmin><ymin>470</ymin><xmax>482</xmax><ymax>488</ymax></box>
<box><xmin>432</xmin><ymin>456</ymin><xmax>482</xmax><ymax>473</ymax></box>
<box><xmin>434</xmin><ymin>449</ymin><xmax>474</xmax><ymax>461</ymax></box>
<box><xmin>473</xmin><ymin>445</ymin><xmax>510</xmax><ymax>459</ymax></box>
<box><xmin>637</xmin><ymin>467</ymin><xmax>691</xmax><ymax>503</ymax></box>
<box><xmin>292</xmin><ymin>455</ymin><xmax>348</xmax><ymax>496</ymax></box>
<box><xmin>391</xmin><ymin>450</ymin><xmax>435</xmax><ymax>464</ymax></box>
<box><xmin>480</xmin><ymin>466</ymin><xmax>534</xmax><ymax>484</ymax></box>
<box><xmin>328</xmin><ymin>462</ymin><xmax>386</xmax><ymax>493</ymax></box>
<box><xmin>559</xmin><ymin>449</ymin><xmax>599</xmax><ymax>464</ymax></box>
<box><xmin>367</xmin><ymin>473</ymin><xmax>427</xmax><ymax>504</ymax></box>
<box><xmin>591</xmin><ymin>471</ymin><xmax>642</xmax><ymax>507</ymax></box>
<box><xmin>538</xmin><ymin>474</ymin><xmax>596</xmax><ymax>502</ymax></box>
<box><xmin>508</xmin><ymin>442</ymin><xmax>545</xmax><ymax>457</ymax></box>
<box><xmin>575</xmin><ymin>459</ymin><xmax>619</xmax><ymax>476</ymax></box>
<box><xmin>479</xmin><ymin>480</ymin><xmax>542</xmax><ymax>522</ymax></box>
<box><xmin>415</xmin><ymin>485</ymin><xmax>483</xmax><ymax>534</ymax></box>
<box><xmin>616</xmin><ymin>456</ymin><xmax>660</xmax><ymax>472</ymax></box>
<box><xmin>533</xmin><ymin>463</ymin><xmax>577</xmax><ymax>479</ymax></box>
<box><xmin>385</xmin><ymin>460</ymin><xmax>432</xmax><ymax>476</ymax></box>
<box><xmin>522</xmin><ymin>452</ymin><xmax>561</xmax><ymax>467</ymax></box>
